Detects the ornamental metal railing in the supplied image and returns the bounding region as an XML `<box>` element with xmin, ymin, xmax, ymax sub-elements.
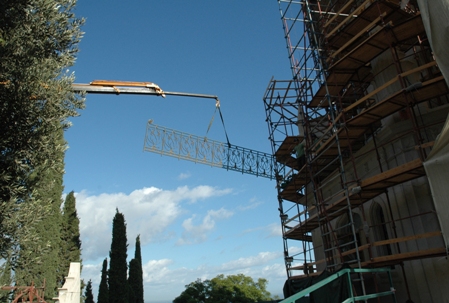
<box><xmin>143</xmin><ymin>120</ymin><xmax>275</xmax><ymax>179</ymax></box>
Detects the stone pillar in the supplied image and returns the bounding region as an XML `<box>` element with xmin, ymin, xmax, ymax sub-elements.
<box><xmin>54</xmin><ymin>262</ymin><xmax>81</xmax><ymax>303</ymax></box>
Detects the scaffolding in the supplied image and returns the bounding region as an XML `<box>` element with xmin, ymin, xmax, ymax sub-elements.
<box><xmin>265</xmin><ymin>0</ymin><xmax>449</xmax><ymax>300</ymax></box>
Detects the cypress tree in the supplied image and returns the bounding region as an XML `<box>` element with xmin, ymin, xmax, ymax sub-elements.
<box><xmin>109</xmin><ymin>209</ymin><xmax>128</xmax><ymax>303</ymax></box>
<box><xmin>84</xmin><ymin>279</ymin><xmax>95</xmax><ymax>303</ymax></box>
<box><xmin>0</xmin><ymin>0</ymin><xmax>84</xmax><ymax>288</ymax></box>
<box><xmin>128</xmin><ymin>259</ymin><xmax>138</xmax><ymax>303</ymax></box>
<box><xmin>14</xmin><ymin>126</ymin><xmax>65</xmax><ymax>301</ymax></box>
<box><xmin>97</xmin><ymin>259</ymin><xmax>109</xmax><ymax>303</ymax></box>
<box><xmin>59</xmin><ymin>191</ymin><xmax>82</xmax><ymax>286</ymax></box>
<box><xmin>128</xmin><ymin>235</ymin><xmax>144</xmax><ymax>303</ymax></box>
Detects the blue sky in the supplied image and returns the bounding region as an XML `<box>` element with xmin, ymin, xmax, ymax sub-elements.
<box><xmin>64</xmin><ymin>1</ymin><xmax>296</xmax><ymax>302</ymax></box>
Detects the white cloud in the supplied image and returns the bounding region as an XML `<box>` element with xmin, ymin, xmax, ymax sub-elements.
<box><xmin>260</xmin><ymin>263</ymin><xmax>286</xmax><ymax>279</ymax></box>
<box><xmin>143</xmin><ymin>251</ymin><xmax>286</xmax><ymax>300</ymax></box>
<box><xmin>267</xmin><ymin>222</ymin><xmax>283</xmax><ymax>238</ymax></box>
<box><xmin>287</xmin><ymin>245</ymin><xmax>304</xmax><ymax>256</ymax></box>
<box><xmin>240</xmin><ymin>222</ymin><xmax>282</xmax><ymax>238</ymax></box>
<box><xmin>82</xmin><ymin>249</ymin><xmax>287</xmax><ymax>303</ymax></box>
<box><xmin>219</xmin><ymin>251</ymin><xmax>283</xmax><ymax>271</ymax></box>
<box><xmin>82</xmin><ymin>263</ymin><xmax>103</xmax><ymax>284</ymax></box>
<box><xmin>177</xmin><ymin>208</ymin><xmax>234</xmax><ymax>245</ymax></box>
<box><xmin>76</xmin><ymin>186</ymin><xmax>287</xmax><ymax>302</ymax></box>
<box><xmin>237</xmin><ymin>197</ymin><xmax>263</xmax><ymax>211</ymax></box>
<box><xmin>179</xmin><ymin>185</ymin><xmax>232</xmax><ymax>204</ymax></box>
<box><xmin>76</xmin><ymin>185</ymin><xmax>232</xmax><ymax>260</ymax></box>
<box><xmin>143</xmin><ymin>259</ymin><xmax>175</xmax><ymax>284</ymax></box>
<box><xmin>79</xmin><ymin>261</ymin><xmax>103</xmax><ymax>301</ymax></box>
<box><xmin>178</xmin><ymin>172</ymin><xmax>191</xmax><ymax>180</ymax></box>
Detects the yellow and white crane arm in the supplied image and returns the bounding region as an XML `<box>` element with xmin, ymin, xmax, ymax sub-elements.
<box><xmin>72</xmin><ymin>80</ymin><xmax>220</xmax><ymax>106</ymax></box>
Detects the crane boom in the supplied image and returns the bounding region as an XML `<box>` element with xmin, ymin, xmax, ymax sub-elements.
<box><xmin>72</xmin><ymin>79</ymin><xmax>273</xmax><ymax>178</ymax></box>
<box><xmin>72</xmin><ymin>80</ymin><xmax>220</xmax><ymax>105</ymax></box>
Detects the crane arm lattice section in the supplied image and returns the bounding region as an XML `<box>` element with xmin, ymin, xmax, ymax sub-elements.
<box><xmin>144</xmin><ymin>121</ymin><xmax>275</xmax><ymax>179</ymax></box>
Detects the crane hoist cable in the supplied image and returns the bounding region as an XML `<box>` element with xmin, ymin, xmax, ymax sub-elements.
<box><xmin>3</xmin><ymin>78</ymin><xmax>233</xmax><ymax>148</ymax></box>
<box><xmin>71</xmin><ymin>79</ymin><xmax>232</xmax><ymax>147</ymax></box>
<box><xmin>204</xmin><ymin>98</ymin><xmax>230</xmax><ymax>148</ymax></box>
<box><xmin>218</xmin><ymin>103</ymin><xmax>230</xmax><ymax>148</ymax></box>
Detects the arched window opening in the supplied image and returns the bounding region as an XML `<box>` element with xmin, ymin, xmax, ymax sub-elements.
<box><xmin>371</xmin><ymin>202</ymin><xmax>392</xmax><ymax>257</ymax></box>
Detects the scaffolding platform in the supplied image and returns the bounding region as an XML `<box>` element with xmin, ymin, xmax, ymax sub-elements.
<box><xmin>311</xmin><ymin>13</ymin><xmax>426</xmax><ymax>108</ymax></box>
<box><xmin>284</xmin><ymin>158</ymin><xmax>425</xmax><ymax>241</ymax></box>
<box><xmin>275</xmin><ymin>136</ymin><xmax>304</xmax><ymax>170</ymax></box>
<box><xmin>268</xmin><ymin>1</ymin><xmax>449</xmax><ymax>299</ymax></box>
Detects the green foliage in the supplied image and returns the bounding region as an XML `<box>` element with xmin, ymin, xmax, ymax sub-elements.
<box><xmin>0</xmin><ymin>198</ymin><xmax>50</xmax><ymax>275</ymax></box>
<box><xmin>173</xmin><ymin>279</ymin><xmax>210</xmax><ymax>303</ymax></box>
<box><xmin>128</xmin><ymin>260</ymin><xmax>137</xmax><ymax>303</ymax></box>
<box><xmin>13</xmin><ymin>125</ymin><xmax>65</xmax><ymax>302</ymax></box>
<box><xmin>0</xmin><ymin>0</ymin><xmax>84</xmax><ymax>202</ymax></box>
<box><xmin>210</xmin><ymin>274</ymin><xmax>272</xmax><ymax>303</ymax></box>
<box><xmin>109</xmin><ymin>209</ymin><xmax>128</xmax><ymax>303</ymax></box>
<box><xmin>0</xmin><ymin>0</ymin><xmax>84</xmax><ymax>286</ymax></box>
<box><xmin>85</xmin><ymin>279</ymin><xmax>95</xmax><ymax>303</ymax></box>
<box><xmin>97</xmin><ymin>258</ymin><xmax>109</xmax><ymax>303</ymax></box>
<box><xmin>135</xmin><ymin>234</ymin><xmax>142</xmax><ymax>261</ymax></box>
<box><xmin>128</xmin><ymin>235</ymin><xmax>144</xmax><ymax>303</ymax></box>
<box><xmin>173</xmin><ymin>274</ymin><xmax>272</xmax><ymax>303</ymax></box>
<box><xmin>59</xmin><ymin>191</ymin><xmax>82</xmax><ymax>286</ymax></box>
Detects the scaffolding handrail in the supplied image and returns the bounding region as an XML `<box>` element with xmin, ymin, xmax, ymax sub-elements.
<box><xmin>279</xmin><ymin>267</ymin><xmax>396</xmax><ymax>303</ymax></box>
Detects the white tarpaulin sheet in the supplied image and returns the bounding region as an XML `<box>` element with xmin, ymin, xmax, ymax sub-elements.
<box><xmin>424</xmin><ymin>115</ymin><xmax>449</xmax><ymax>250</ymax></box>
<box><xmin>420</xmin><ymin>0</ymin><xmax>449</xmax><ymax>250</ymax></box>
<box><xmin>416</xmin><ymin>0</ymin><xmax>449</xmax><ymax>87</ymax></box>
